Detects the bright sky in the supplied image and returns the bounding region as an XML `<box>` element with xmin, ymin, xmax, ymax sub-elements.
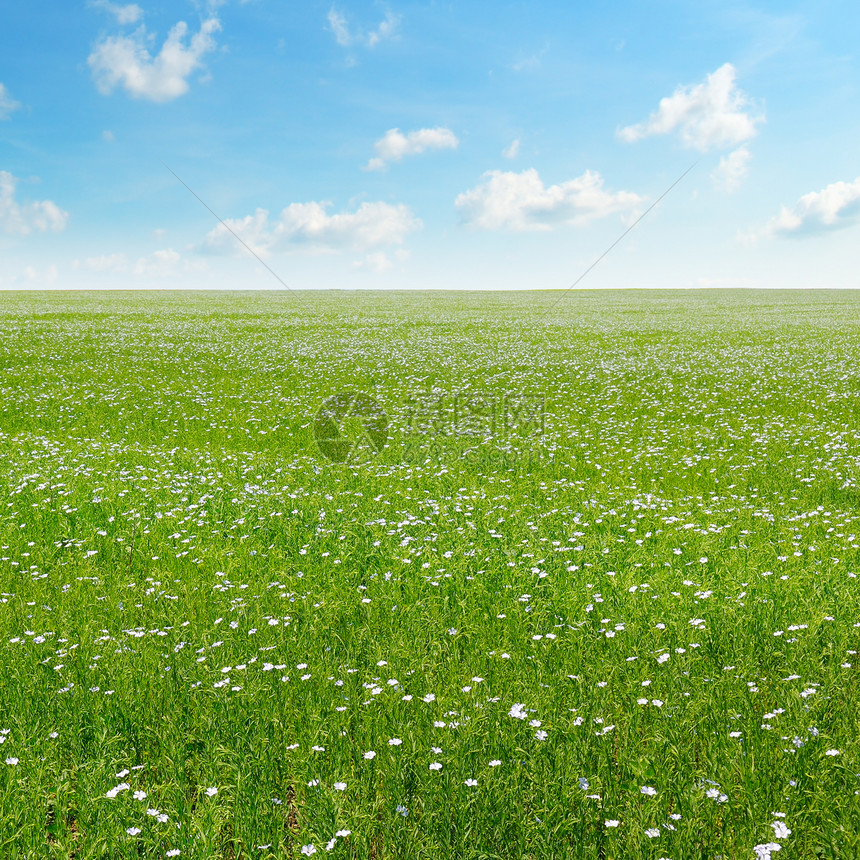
<box><xmin>1</xmin><ymin>1</ymin><xmax>858</xmax><ymax>290</ymax></box>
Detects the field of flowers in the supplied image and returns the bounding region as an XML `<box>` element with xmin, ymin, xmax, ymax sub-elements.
<box><xmin>0</xmin><ymin>289</ymin><xmax>858</xmax><ymax>859</ymax></box>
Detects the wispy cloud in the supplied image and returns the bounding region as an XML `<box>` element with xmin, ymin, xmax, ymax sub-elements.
<box><xmin>133</xmin><ymin>248</ymin><xmax>183</xmax><ymax>276</ymax></box>
<box><xmin>618</xmin><ymin>63</ymin><xmax>763</xmax><ymax>152</ymax></box>
<box><xmin>23</xmin><ymin>264</ymin><xmax>59</xmax><ymax>286</ymax></box>
<box><xmin>200</xmin><ymin>200</ymin><xmax>421</xmax><ymax>256</ymax></box>
<box><xmin>88</xmin><ymin>0</ymin><xmax>143</xmax><ymax>25</ymax></box>
<box><xmin>712</xmin><ymin>145</ymin><xmax>752</xmax><ymax>193</ymax></box>
<box><xmin>72</xmin><ymin>248</ymin><xmax>202</xmax><ymax>277</ymax></box>
<box><xmin>353</xmin><ymin>251</ymin><xmax>393</xmax><ymax>272</ymax></box>
<box><xmin>0</xmin><ymin>83</ymin><xmax>20</xmax><ymax>120</ymax></box>
<box><xmin>327</xmin><ymin>9</ymin><xmax>351</xmax><ymax>46</ymax></box>
<box><xmin>0</xmin><ymin>263</ymin><xmax>60</xmax><ymax>289</ymax></box>
<box><xmin>73</xmin><ymin>252</ymin><xmax>128</xmax><ymax>272</ymax></box>
<box><xmin>88</xmin><ymin>17</ymin><xmax>221</xmax><ymax>102</ymax></box>
<box><xmin>455</xmin><ymin>168</ymin><xmax>642</xmax><ymax>232</ymax></box>
<box><xmin>511</xmin><ymin>43</ymin><xmax>548</xmax><ymax>73</ymax></box>
<box><xmin>749</xmin><ymin>177</ymin><xmax>860</xmax><ymax>240</ymax></box>
<box><xmin>365</xmin><ymin>127</ymin><xmax>459</xmax><ymax>171</ymax></box>
<box><xmin>502</xmin><ymin>139</ymin><xmax>520</xmax><ymax>159</ymax></box>
<box><xmin>0</xmin><ymin>171</ymin><xmax>68</xmax><ymax>235</ymax></box>
<box><xmin>327</xmin><ymin>7</ymin><xmax>399</xmax><ymax>49</ymax></box>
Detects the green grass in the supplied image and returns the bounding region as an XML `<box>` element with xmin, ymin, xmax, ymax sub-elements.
<box><xmin>0</xmin><ymin>289</ymin><xmax>859</xmax><ymax>859</ymax></box>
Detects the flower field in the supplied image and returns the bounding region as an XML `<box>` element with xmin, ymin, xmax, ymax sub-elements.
<box><xmin>0</xmin><ymin>289</ymin><xmax>858</xmax><ymax>858</ymax></box>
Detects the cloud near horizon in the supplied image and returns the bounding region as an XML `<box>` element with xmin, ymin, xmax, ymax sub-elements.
<box><xmin>133</xmin><ymin>248</ymin><xmax>182</xmax><ymax>276</ymax></box>
<box><xmin>455</xmin><ymin>168</ymin><xmax>643</xmax><ymax>231</ymax></box>
<box><xmin>0</xmin><ymin>171</ymin><xmax>68</xmax><ymax>235</ymax></box>
<box><xmin>73</xmin><ymin>248</ymin><xmax>204</xmax><ymax>277</ymax></box>
<box><xmin>88</xmin><ymin>17</ymin><xmax>221</xmax><ymax>102</ymax></box>
<box><xmin>618</xmin><ymin>63</ymin><xmax>763</xmax><ymax>152</ymax></box>
<box><xmin>73</xmin><ymin>252</ymin><xmax>128</xmax><ymax>272</ymax></box>
<box><xmin>200</xmin><ymin>200</ymin><xmax>421</xmax><ymax>256</ymax></box>
<box><xmin>750</xmin><ymin>177</ymin><xmax>860</xmax><ymax>240</ymax></box>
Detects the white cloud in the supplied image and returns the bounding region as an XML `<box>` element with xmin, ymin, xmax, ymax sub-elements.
<box><xmin>712</xmin><ymin>145</ymin><xmax>752</xmax><ymax>192</ymax></box>
<box><xmin>201</xmin><ymin>200</ymin><xmax>421</xmax><ymax>256</ymax></box>
<box><xmin>88</xmin><ymin>18</ymin><xmax>221</xmax><ymax>102</ymax></box>
<box><xmin>23</xmin><ymin>265</ymin><xmax>59</xmax><ymax>286</ymax></box>
<box><xmin>73</xmin><ymin>248</ymin><xmax>203</xmax><ymax>277</ymax></box>
<box><xmin>353</xmin><ymin>251</ymin><xmax>394</xmax><ymax>272</ymax></box>
<box><xmin>24</xmin><ymin>263</ymin><xmax>59</xmax><ymax>287</ymax></box>
<box><xmin>618</xmin><ymin>63</ymin><xmax>763</xmax><ymax>152</ymax></box>
<box><xmin>134</xmin><ymin>248</ymin><xmax>182</xmax><ymax>276</ymax></box>
<box><xmin>202</xmin><ymin>208</ymin><xmax>271</xmax><ymax>256</ymax></box>
<box><xmin>0</xmin><ymin>264</ymin><xmax>59</xmax><ymax>289</ymax></box>
<box><xmin>752</xmin><ymin>177</ymin><xmax>860</xmax><ymax>240</ymax></box>
<box><xmin>88</xmin><ymin>0</ymin><xmax>143</xmax><ymax>25</ymax></box>
<box><xmin>366</xmin><ymin>11</ymin><xmax>399</xmax><ymax>47</ymax></box>
<box><xmin>0</xmin><ymin>171</ymin><xmax>68</xmax><ymax>235</ymax></box>
<box><xmin>327</xmin><ymin>8</ymin><xmax>399</xmax><ymax>48</ymax></box>
<box><xmin>365</xmin><ymin>127</ymin><xmax>459</xmax><ymax>171</ymax></box>
<box><xmin>455</xmin><ymin>168</ymin><xmax>643</xmax><ymax>232</ymax></box>
<box><xmin>73</xmin><ymin>253</ymin><xmax>128</xmax><ymax>272</ymax></box>
<box><xmin>502</xmin><ymin>139</ymin><xmax>520</xmax><ymax>160</ymax></box>
<box><xmin>327</xmin><ymin>9</ymin><xmax>351</xmax><ymax>46</ymax></box>
<box><xmin>0</xmin><ymin>83</ymin><xmax>20</xmax><ymax>120</ymax></box>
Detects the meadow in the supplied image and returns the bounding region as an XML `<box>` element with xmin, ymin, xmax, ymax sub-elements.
<box><xmin>0</xmin><ymin>289</ymin><xmax>858</xmax><ymax>859</ymax></box>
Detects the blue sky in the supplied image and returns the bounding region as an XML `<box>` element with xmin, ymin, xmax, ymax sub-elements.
<box><xmin>1</xmin><ymin>0</ymin><xmax>859</xmax><ymax>290</ymax></box>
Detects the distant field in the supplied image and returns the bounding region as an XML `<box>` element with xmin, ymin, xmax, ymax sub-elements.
<box><xmin>1</xmin><ymin>290</ymin><xmax>859</xmax><ymax>859</ymax></box>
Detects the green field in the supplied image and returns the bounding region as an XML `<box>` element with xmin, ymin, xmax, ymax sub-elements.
<box><xmin>1</xmin><ymin>290</ymin><xmax>859</xmax><ymax>859</ymax></box>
